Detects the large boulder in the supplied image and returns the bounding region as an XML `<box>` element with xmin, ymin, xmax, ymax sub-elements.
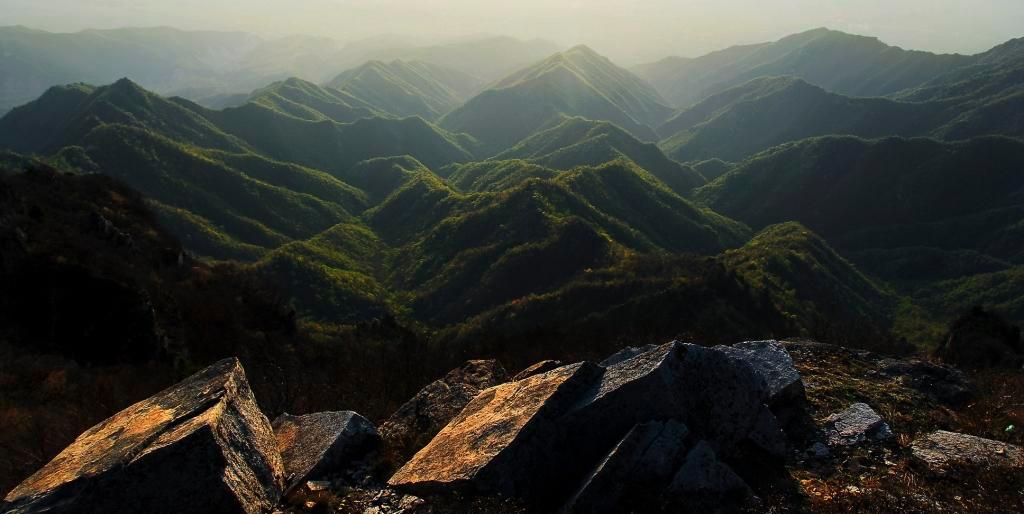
<box><xmin>563</xmin><ymin>420</ymin><xmax>690</xmax><ymax>514</ymax></box>
<box><xmin>721</xmin><ymin>340</ymin><xmax>803</xmax><ymax>405</ymax></box>
<box><xmin>912</xmin><ymin>430</ymin><xmax>1024</xmax><ymax>473</ymax></box>
<box><xmin>379</xmin><ymin>359</ymin><xmax>508</xmax><ymax>462</ymax></box>
<box><xmin>387</xmin><ymin>362</ymin><xmax>603</xmax><ymax>499</ymax></box>
<box><xmin>678</xmin><ymin>344</ymin><xmax>788</xmax><ymax>461</ymax></box>
<box><xmin>565</xmin><ymin>342</ymin><xmax>786</xmax><ymax>464</ymax></box>
<box><xmin>721</xmin><ymin>340</ymin><xmax>815</xmax><ymax>444</ymax></box>
<box><xmin>273</xmin><ymin>411</ymin><xmax>381</xmax><ymax>490</ymax></box>
<box><xmin>390</xmin><ymin>341</ymin><xmax>794</xmax><ymax>509</ymax></box>
<box><xmin>1</xmin><ymin>358</ymin><xmax>284</xmax><ymax>514</ymax></box>
<box><xmin>823</xmin><ymin>403</ymin><xmax>893</xmax><ymax>447</ymax></box>
<box><xmin>563</xmin><ymin>342</ymin><xmax>693</xmax><ymax>450</ymax></box>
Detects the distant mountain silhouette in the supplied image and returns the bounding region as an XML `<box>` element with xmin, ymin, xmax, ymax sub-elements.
<box><xmin>634</xmin><ymin>28</ymin><xmax>973</xmax><ymax>107</ymax></box>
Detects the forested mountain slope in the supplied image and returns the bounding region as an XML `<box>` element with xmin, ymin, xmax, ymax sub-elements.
<box><xmin>495</xmin><ymin>117</ymin><xmax>706</xmax><ymax>194</ymax></box>
<box><xmin>326</xmin><ymin>60</ymin><xmax>483</xmax><ymax>120</ymax></box>
<box><xmin>441</xmin><ymin>46</ymin><xmax>672</xmax><ymax>154</ymax></box>
<box><xmin>659</xmin><ymin>73</ymin><xmax>1024</xmax><ymax>163</ymax></box>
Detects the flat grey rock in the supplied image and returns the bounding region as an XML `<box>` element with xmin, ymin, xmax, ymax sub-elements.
<box><xmin>911</xmin><ymin>430</ymin><xmax>1024</xmax><ymax>473</ymax></box>
<box><xmin>824</xmin><ymin>403</ymin><xmax>893</xmax><ymax>446</ymax></box>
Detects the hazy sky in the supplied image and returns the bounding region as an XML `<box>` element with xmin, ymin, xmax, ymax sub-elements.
<box><xmin>3</xmin><ymin>0</ymin><xmax>1024</xmax><ymax>63</ymax></box>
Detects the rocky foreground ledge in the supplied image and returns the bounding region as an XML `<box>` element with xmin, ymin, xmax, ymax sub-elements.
<box><xmin>1</xmin><ymin>358</ymin><xmax>284</xmax><ymax>514</ymax></box>
<box><xmin>2</xmin><ymin>341</ymin><xmax>1021</xmax><ymax>513</ymax></box>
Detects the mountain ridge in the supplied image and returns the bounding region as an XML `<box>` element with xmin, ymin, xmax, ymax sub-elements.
<box><xmin>441</xmin><ymin>45</ymin><xmax>672</xmax><ymax>154</ymax></box>
<box><xmin>496</xmin><ymin>116</ymin><xmax>706</xmax><ymax>194</ymax></box>
<box><xmin>635</xmin><ymin>27</ymin><xmax>975</xmax><ymax>108</ymax></box>
<box><xmin>326</xmin><ymin>60</ymin><xmax>484</xmax><ymax>120</ymax></box>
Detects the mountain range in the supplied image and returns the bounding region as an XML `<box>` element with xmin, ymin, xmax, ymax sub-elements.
<box><xmin>1</xmin><ymin>25</ymin><xmax>1022</xmax><ymax>347</ymax></box>
<box><xmin>0</xmin><ymin>26</ymin><xmax>559</xmax><ymax>113</ymax></box>
<box><xmin>658</xmin><ymin>69</ymin><xmax>1024</xmax><ymax>162</ymax></box>
<box><xmin>633</xmin><ymin>27</ymin><xmax>974</xmax><ymax>108</ymax></box>
<box><xmin>3</xmin><ymin>24</ymin><xmax>1024</xmax><ymax>507</ymax></box>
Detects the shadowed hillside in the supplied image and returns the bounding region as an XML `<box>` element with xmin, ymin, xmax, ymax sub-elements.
<box><xmin>658</xmin><ymin>77</ymin><xmax>937</xmax><ymax>162</ymax></box>
<box><xmin>659</xmin><ymin>73</ymin><xmax>1024</xmax><ymax>163</ymax></box>
<box><xmin>496</xmin><ymin>116</ymin><xmax>706</xmax><ymax>194</ymax></box>
<box><xmin>696</xmin><ymin>136</ymin><xmax>1024</xmax><ymax>257</ymax></box>
<box><xmin>697</xmin><ymin>135</ymin><xmax>1024</xmax><ymax>327</ymax></box>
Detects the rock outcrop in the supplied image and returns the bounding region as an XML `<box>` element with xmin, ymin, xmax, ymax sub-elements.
<box><xmin>722</xmin><ymin>340</ymin><xmax>804</xmax><ymax>404</ymax></box>
<box><xmin>6</xmin><ymin>323</ymin><xmax>1023</xmax><ymax>514</ymax></box>
<box><xmin>912</xmin><ymin>430</ymin><xmax>1024</xmax><ymax>473</ymax></box>
<box><xmin>389</xmin><ymin>341</ymin><xmax>806</xmax><ymax>510</ymax></box>
<box><xmin>379</xmin><ymin>360</ymin><xmax>508</xmax><ymax>462</ymax></box>
<box><xmin>823</xmin><ymin>403</ymin><xmax>893</xmax><ymax>446</ymax></box>
<box><xmin>1</xmin><ymin>358</ymin><xmax>284</xmax><ymax>514</ymax></box>
<box><xmin>599</xmin><ymin>345</ymin><xmax>658</xmax><ymax>367</ymax></box>
<box><xmin>387</xmin><ymin>362</ymin><xmax>602</xmax><ymax>498</ymax></box>
<box><xmin>721</xmin><ymin>340</ymin><xmax>816</xmax><ymax>443</ymax></box>
<box><xmin>274</xmin><ymin>411</ymin><xmax>381</xmax><ymax>490</ymax></box>
<box><xmin>564</xmin><ymin>342</ymin><xmax>787</xmax><ymax>465</ymax></box>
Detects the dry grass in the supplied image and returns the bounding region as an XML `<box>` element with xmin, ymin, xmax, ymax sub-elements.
<box><xmin>281</xmin><ymin>485</ymin><xmax>527</xmax><ymax>514</ymax></box>
<box><xmin>955</xmin><ymin>371</ymin><xmax>1024</xmax><ymax>445</ymax></box>
<box><xmin>784</xmin><ymin>341</ymin><xmax>1024</xmax><ymax>513</ymax></box>
<box><xmin>799</xmin><ymin>461</ymin><xmax>1024</xmax><ymax>513</ymax></box>
<box><xmin>785</xmin><ymin>341</ymin><xmax>955</xmax><ymax>436</ymax></box>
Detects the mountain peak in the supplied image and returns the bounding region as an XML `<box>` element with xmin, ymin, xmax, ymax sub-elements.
<box><xmin>281</xmin><ymin>77</ymin><xmax>312</xmax><ymax>87</ymax></box>
<box><xmin>559</xmin><ymin>44</ymin><xmax>611</xmax><ymax>65</ymax></box>
<box><xmin>797</xmin><ymin>26</ymin><xmax>835</xmax><ymax>36</ymax></box>
<box><xmin>565</xmin><ymin>44</ymin><xmax>600</xmax><ymax>56</ymax></box>
<box><xmin>108</xmin><ymin>77</ymin><xmax>146</xmax><ymax>94</ymax></box>
<box><xmin>42</xmin><ymin>82</ymin><xmax>95</xmax><ymax>98</ymax></box>
<box><xmin>325</xmin><ymin>59</ymin><xmax>482</xmax><ymax>121</ymax></box>
<box><xmin>359</xmin><ymin>60</ymin><xmax>390</xmax><ymax>69</ymax></box>
<box><xmin>784</xmin><ymin>26</ymin><xmax>885</xmax><ymax>47</ymax></box>
<box><xmin>442</xmin><ymin>41</ymin><xmax>671</xmax><ymax>151</ymax></box>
